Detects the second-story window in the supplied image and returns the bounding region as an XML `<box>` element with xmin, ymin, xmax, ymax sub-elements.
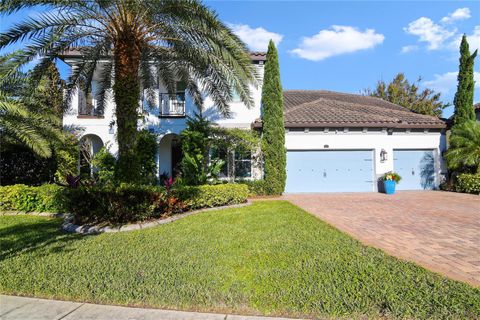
<box><xmin>78</xmin><ymin>81</ymin><xmax>103</xmax><ymax>117</ymax></box>
<box><xmin>159</xmin><ymin>82</ymin><xmax>186</xmax><ymax>117</ymax></box>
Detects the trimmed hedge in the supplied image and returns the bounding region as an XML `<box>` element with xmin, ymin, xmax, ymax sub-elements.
<box><xmin>63</xmin><ymin>184</ymin><xmax>163</xmax><ymax>224</ymax></box>
<box><xmin>238</xmin><ymin>180</ymin><xmax>270</xmax><ymax>196</ymax></box>
<box><xmin>456</xmin><ymin>173</ymin><xmax>480</xmax><ymax>194</ymax></box>
<box><xmin>0</xmin><ymin>184</ymin><xmax>66</xmax><ymax>213</ymax></box>
<box><xmin>175</xmin><ymin>184</ymin><xmax>249</xmax><ymax>210</ymax></box>
<box><xmin>0</xmin><ymin>183</ymin><xmax>249</xmax><ymax>224</ymax></box>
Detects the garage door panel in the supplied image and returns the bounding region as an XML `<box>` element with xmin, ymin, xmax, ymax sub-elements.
<box><xmin>393</xmin><ymin>150</ymin><xmax>435</xmax><ymax>190</ymax></box>
<box><xmin>286</xmin><ymin>150</ymin><xmax>373</xmax><ymax>193</ymax></box>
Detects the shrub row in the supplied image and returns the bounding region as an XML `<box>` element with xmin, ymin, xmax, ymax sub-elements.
<box><xmin>237</xmin><ymin>179</ymin><xmax>270</xmax><ymax>196</ymax></box>
<box><xmin>0</xmin><ymin>183</ymin><xmax>249</xmax><ymax>224</ymax></box>
<box><xmin>0</xmin><ymin>184</ymin><xmax>67</xmax><ymax>213</ymax></box>
<box><xmin>455</xmin><ymin>173</ymin><xmax>480</xmax><ymax>194</ymax></box>
<box><xmin>176</xmin><ymin>184</ymin><xmax>249</xmax><ymax>209</ymax></box>
<box><xmin>63</xmin><ymin>185</ymin><xmax>163</xmax><ymax>224</ymax></box>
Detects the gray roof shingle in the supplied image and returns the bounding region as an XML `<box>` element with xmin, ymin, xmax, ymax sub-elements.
<box><xmin>280</xmin><ymin>90</ymin><xmax>446</xmax><ymax>129</ymax></box>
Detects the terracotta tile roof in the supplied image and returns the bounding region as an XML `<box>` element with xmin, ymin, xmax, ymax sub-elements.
<box><xmin>281</xmin><ymin>90</ymin><xmax>446</xmax><ymax>129</ymax></box>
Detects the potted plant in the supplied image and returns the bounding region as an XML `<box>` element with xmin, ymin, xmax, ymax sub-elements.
<box><xmin>381</xmin><ymin>171</ymin><xmax>402</xmax><ymax>194</ymax></box>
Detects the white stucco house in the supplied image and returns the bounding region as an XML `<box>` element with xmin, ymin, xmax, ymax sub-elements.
<box><xmin>61</xmin><ymin>51</ymin><xmax>447</xmax><ymax>193</ymax></box>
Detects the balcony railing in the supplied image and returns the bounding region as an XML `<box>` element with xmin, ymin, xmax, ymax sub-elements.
<box><xmin>78</xmin><ymin>92</ymin><xmax>103</xmax><ymax>118</ymax></box>
<box><xmin>159</xmin><ymin>93</ymin><xmax>186</xmax><ymax>117</ymax></box>
<box><xmin>78</xmin><ymin>104</ymin><xmax>104</xmax><ymax>117</ymax></box>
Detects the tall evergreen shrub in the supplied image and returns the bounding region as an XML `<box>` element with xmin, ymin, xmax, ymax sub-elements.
<box><xmin>453</xmin><ymin>34</ymin><xmax>477</xmax><ymax>125</ymax></box>
<box><xmin>261</xmin><ymin>40</ymin><xmax>286</xmax><ymax>195</ymax></box>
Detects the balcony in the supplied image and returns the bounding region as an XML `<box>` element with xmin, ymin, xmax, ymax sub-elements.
<box><xmin>78</xmin><ymin>104</ymin><xmax>104</xmax><ymax>118</ymax></box>
<box><xmin>78</xmin><ymin>92</ymin><xmax>104</xmax><ymax>118</ymax></box>
<box><xmin>159</xmin><ymin>93</ymin><xmax>186</xmax><ymax>117</ymax></box>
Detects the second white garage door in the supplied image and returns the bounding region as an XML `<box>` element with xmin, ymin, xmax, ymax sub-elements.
<box><xmin>393</xmin><ymin>149</ymin><xmax>436</xmax><ymax>190</ymax></box>
<box><xmin>285</xmin><ymin>150</ymin><xmax>374</xmax><ymax>193</ymax></box>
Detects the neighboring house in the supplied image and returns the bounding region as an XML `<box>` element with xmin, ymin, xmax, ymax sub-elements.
<box><xmin>61</xmin><ymin>52</ymin><xmax>446</xmax><ymax>193</ymax></box>
<box><xmin>475</xmin><ymin>103</ymin><xmax>480</xmax><ymax>121</ymax></box>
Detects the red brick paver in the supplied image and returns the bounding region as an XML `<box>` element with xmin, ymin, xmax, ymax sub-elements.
<box><xmin>283</xmin><ymin>191</ymin><xmax>480</xmax><ymax>287</ymax></box>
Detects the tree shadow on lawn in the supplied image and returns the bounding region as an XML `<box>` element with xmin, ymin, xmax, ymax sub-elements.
<box><xmin>0</xmin><ymin>218</ymin><xmax>85</xmax><ymax>261</ymax></box>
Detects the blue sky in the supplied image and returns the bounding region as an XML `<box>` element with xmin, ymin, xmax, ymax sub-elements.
<box><xmin>1</xmin><ymin>1</ymin><xmax>479</xmax><ymax>117</ymax></box>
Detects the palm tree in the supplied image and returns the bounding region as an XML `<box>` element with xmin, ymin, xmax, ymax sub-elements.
<box><xmin>445</xmin><ymin>121</ymin><xmax>480</xmax><ymax>173</ymax></box>
<box><xmin>0</xmin><ymin>93</ymin><xmax>53</xmax><ymax>158</ymax></box>
<box><xmin>0</xmin><ymin>0</ymin><xmax>257</xmax><ymax>182</ymax></box>
<box><xmin>0</xmin><ymin>54</ymin><xmax>62</xmax><ymax>158</ymax></box>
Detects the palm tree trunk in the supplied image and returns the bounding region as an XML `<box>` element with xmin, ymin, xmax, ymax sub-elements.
<box><xmin>113</xmin><ymin>35</ymin><xmax>141</xmax><ymax>182</ymax></box>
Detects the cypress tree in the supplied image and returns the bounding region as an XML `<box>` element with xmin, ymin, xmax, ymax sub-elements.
<box><xmin>261</xmin><ymin>40</ymin><xmax>286</xmax><ymax>195</ymax></box>
<box><xmin>453</xmin><ymin>34</ymin><xmax>477</xmax><ymax>125</ymax></box>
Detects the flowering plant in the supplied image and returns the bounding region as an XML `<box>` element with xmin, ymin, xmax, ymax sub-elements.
<box><xmin>382</xmin><ymin>171</ymin><xmax>402</xmax><ymax>183</ymax></box>
<box><xmin>158</xmin><ymin>175</ymin><xmax>185</xmax><ymax>216</ymax></box>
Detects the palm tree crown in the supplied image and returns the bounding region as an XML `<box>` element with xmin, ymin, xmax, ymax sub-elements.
<box><xmin>0</xmin><ymin>0</ymin><xmax>257</xmax><ymax>181</ymax></box>
<box><xmin>446</xmin><ymin>120</ymin><xmax>480</xmax><ymax>173</ymax></box>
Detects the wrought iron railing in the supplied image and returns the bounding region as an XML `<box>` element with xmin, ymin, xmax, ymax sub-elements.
<box><xmin>159</xmin><ymin>92</ymin><xmax>186</xmax><ymax>117</ymax></box>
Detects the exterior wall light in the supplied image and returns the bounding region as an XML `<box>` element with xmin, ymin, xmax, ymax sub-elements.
<box><xmin>380</xmin><ymin>149</ymin><xmax>388</xmax><ymax>162</ymax></box>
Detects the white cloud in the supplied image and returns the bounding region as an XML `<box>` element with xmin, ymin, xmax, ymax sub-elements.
<box><xmin>290</xmin><ymin>25</ymin><xmax>384</xmax><ymax>61</ymax></box>
<box><xmin>424</xmin><ymin>71</ymin><xmax>480</xmax><ymax>95</ymax></box>
<box><xmin>229</xmin><ymin>24</ymin><xmax>283</xmax><ymax>51</ymax></box>
<box><xmin>401</xmin><ymin>45</ymin><xmax>419</xmax><ymax>53</ymax></box>
<box><xmin>404</xmin><ymin>17</ymin><xmax>456</xmax><ymax>50</ymax></box>
<box><xmin>404</xmin><ymin>8</ymin><xmax>476</xmax><ymax>51</ymax></box>
<box><xmin>440</xmin><ymin>8</ymin><xmax>471</xmax><ymax>24</ymax></box>
<box><xmin>448</xmin><ymin>25</ymin><xmax>480</xmax><ymax>52</ymax></box>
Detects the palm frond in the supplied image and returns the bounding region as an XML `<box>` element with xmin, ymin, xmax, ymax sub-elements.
<box><xmin>446</xmin><ymin>121</ymin><xmax>480</xmax><ymax>173</ymax></box>
<box><xmin>1</xmin><ymin>0</ymin><xmax>259</xmax><ymax>160</ymax></box>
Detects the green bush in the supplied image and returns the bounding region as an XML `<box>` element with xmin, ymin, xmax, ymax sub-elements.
<box><xmin>68</xmin><ymin>184</ymin><xmax>247</xmax><ymax>224</ymax></box>
<box><xmin>136</xmin><ymin>130</ymin><xmax>158</xmax><ymax>185</ymax></box>
<box><xmin>0</xmin><ymin>184</ymin><xmax>67</xmax><ymax>212</ymax></box>
<box><xmin>64</xmin><ymin>184</ymin><xmax>164</xmax><ymax>224</ymax></box>
<box><xmin>54</xmin><ymin>134</ymin><xmax>80</xmax><ymax>185</ymax></box>
<box><xmin>175</xmin><ymin>184</ymin><xmax>248</xmax><ymax>210</ymax></box>
<box><xmin>91</xmin><ymin>146</ymin><xmax>116</xmax><ymax>186</ymax></box>
<box><xmin>238</xmin><ymin>180</ymin><xmax>269</xmax><ymax>196</ymax></box>
<box><xmin>0</xmin><ymin>183</ymin><xmax>248</xmax><ymax>224</ymax></box>
<box><xmin>455</xmin><ymin>173</ymin><xmax>480</xmax><ymax>194</ymax></box>
<box><xmin>180</xmin><ymin>114</ymin><xmax>225</xmax><ymax>185</ymax></box>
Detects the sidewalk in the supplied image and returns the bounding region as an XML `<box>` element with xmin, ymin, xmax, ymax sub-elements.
<box><xmin>0</xmin><ymin>295</ymin><xmax>301</xmax><ymax>320</ymax></box>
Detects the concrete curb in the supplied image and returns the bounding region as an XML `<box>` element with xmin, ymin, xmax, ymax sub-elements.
<box><xmin>0</xmin><ymin>295</ymin><xmax>304</xmax><ymax>320</ymax></box>
<box><xmin>61</xmin><ymin>201</ymin><xmax>252</xmax><ymax>234</ymax></box>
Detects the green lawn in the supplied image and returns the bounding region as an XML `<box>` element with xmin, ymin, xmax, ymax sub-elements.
<box><xmin>1</xmin><ymin>201</ymin><xmax>478</xmax><ymax>319</ymax></box>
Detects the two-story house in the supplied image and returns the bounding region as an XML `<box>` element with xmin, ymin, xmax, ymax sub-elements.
<box><xmin>61</xmin><ymin>51</ymin><xmax>447</xmax><ymax>193</ymax></box>
<box><xmin>61</xmin><ymin>51</ymin><xmax>266</xmax><ymax>181</ymax></box>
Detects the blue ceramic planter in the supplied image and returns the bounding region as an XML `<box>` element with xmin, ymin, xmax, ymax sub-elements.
<box><xmin>384</xmin><ymin>180</ymin><xmax>396</xmax><ymax>194</ymax></box>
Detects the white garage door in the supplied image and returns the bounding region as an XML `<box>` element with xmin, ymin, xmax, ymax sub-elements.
<box><xmin>393</xmin><ymin>149</ymin><xmax>435</xmax><ymax>190</ymax></box>
<box><xmin>285</xmin><ymin>150</ymin><xmax>374</xmax><ymax>193</ymax></box>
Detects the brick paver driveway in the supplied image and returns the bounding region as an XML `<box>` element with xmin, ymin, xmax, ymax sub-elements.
<box><xmin>283</xmin><ymin>191</ymin><xmax>480</xmax><ymax>286</ymax></box>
